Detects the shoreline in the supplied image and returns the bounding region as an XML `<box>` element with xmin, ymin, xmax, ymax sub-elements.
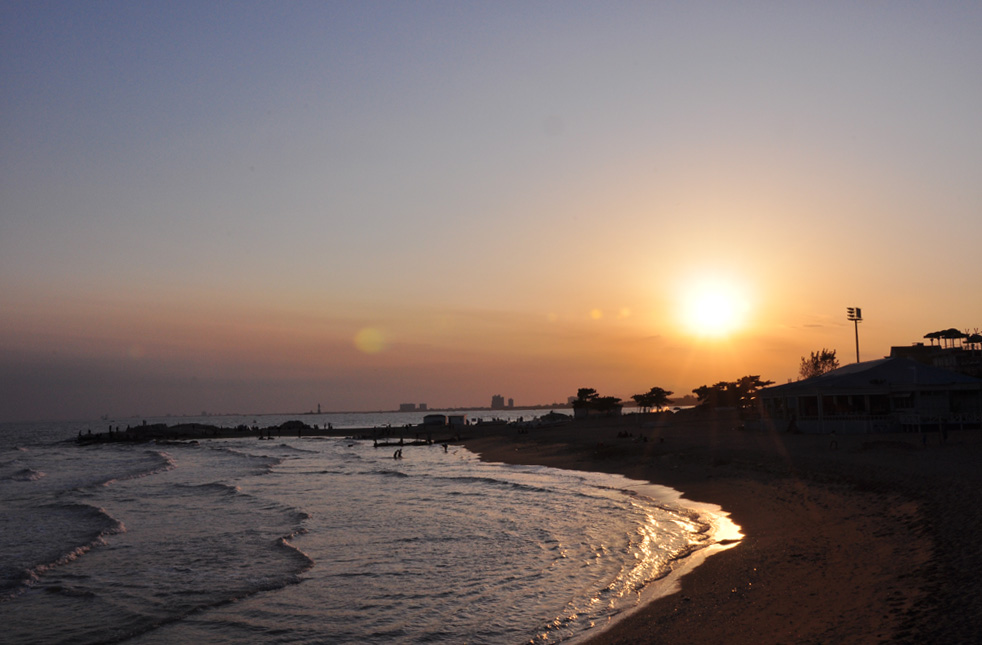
<box><xmin>564</xmin><ymin>483</ymin><xmax>743</xmax><ymax>645</ymax></box>
<box><xmin>69</xmin><ymin>413</ymin><xmax>982</xmax><ymax>642</ymax></box>
<box><xmin>456</xmin><ymin>411</ymin><xmax>982</xmax><ymax>644</ymax></box>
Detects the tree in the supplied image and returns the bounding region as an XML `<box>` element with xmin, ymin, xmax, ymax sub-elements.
<box><xmin>575</xmin><ymin>388</ymin><xmax>599</xmax><ymax>404</ymax></box>
<box><xmin>734</xmin><ymin>375</ymin><xmax>773</xmax><ymax>411</ymax></box>
<box><xmin>594</xmin><ymin>396</ymin><xmax>623</xmax><ymax>414</ymax></box>
<box><xmin>693</xmin><ymin>382</ymin><xmax>730</xmax><ymax>408</ymax></box>
<box><xmin>572</xmin><ymin>388</ymin><xmax>621</xmax><ymax>417</ymax></box>
<box><xmin>799</xmin><ymin>348</ymin><xmax>839</xmax><ymax>380</ymax></box>
<box><xmin>692</xmin><ymin>375</ymin><xmax>773</xmax><ymax>413</ymax></box>
<box><xmin>631</xmin><ymin>386</ymin><xmax>674</xmax><ymax>413</ymax></box>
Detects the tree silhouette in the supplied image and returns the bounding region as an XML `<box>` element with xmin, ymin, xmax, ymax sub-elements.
<box><xmin>693</xmin><ymin>375</ymin><xmax>773</xmax><ymax>414</ymax></box>
<box><xmin>735</xmin><ymin>375</ymin><xmax>774</xmax><ymax>410</ymax></box>
<box><xmin>572</xmin><ymin>388</ymin><xmax>621</xmax><ymax>416</ymax></box>
<box><xmin>594</xmin><ymin>396</ymin><xmax>623</xmax><ymax>413</ymax></box>
<box><xmin>575</xmin><ymin>388</ymin><xmax>599</xmax><ymax>404</ymax></box>
<box><xmin>799</xmin><ymin>348</ymin><xmax>839</xmax><ymax>379</ymax></box>
<box><xmin>631</xmin><ymin>386</ymin><xmax>674</xmax><ymax>413</ymax></box>
<box><xmin>692</xmin><ymin>382</ymin><xmax>728</xmax><ymax>408</ymax></box>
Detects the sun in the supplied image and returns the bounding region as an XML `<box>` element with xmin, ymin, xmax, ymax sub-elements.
<box><xmin>679</xmin><ymin>279</ymin><xmax>750</xmax><ymax>338</ymax></box>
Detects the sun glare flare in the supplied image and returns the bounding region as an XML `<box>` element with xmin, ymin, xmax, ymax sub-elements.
<box><xmin>354</xmin><ymin>327</ymin><xmax>387</xmax><ymax>354</ymax></box>
<box><xmin>679</xmin><ymin>279</ymin><xmax>751</xmax><ymax>339</ymax></box>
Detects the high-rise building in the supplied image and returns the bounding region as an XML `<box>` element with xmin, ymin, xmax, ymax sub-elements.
<box><xmin>491</xmin><ymin>394</ymin><xmax>505</xmax><ymax>410</ymax></box>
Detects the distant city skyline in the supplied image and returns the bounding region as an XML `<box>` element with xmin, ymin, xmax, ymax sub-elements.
<box><xmin>2</xmin><ymin>3</ymin><xmax>981</xmax><ymax>422</ymax></box>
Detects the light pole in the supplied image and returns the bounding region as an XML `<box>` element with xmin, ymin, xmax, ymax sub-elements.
<box><xmin>847</xmin><ymin>307</ymin><xmax>862</xmax><ymax>363</ymax></box>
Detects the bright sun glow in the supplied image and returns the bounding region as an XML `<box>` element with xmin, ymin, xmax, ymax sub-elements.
<box><xmin>679</xmin><ymin>279</ymin><xmax>750</xmax><ymax>338</ymax></box>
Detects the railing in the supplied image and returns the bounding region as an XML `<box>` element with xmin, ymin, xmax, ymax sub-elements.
<box><xmin>801</xmin><ymin>415</ymin><xmax>896</xmax><ymax>434</ymax></box>
<box><xmin>749</xmin><ymin>411</ymin><xmax>982</xmax><ymax>434</ymax></box>
<box><xmin>898</xmin><ymin>413</ymin><xmax>982</xmax><ymax>431</ymax></box>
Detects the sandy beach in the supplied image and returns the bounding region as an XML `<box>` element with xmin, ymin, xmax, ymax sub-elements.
<box><xmin>458</xmin><ymin>411</ymin><xmax>982</xmax><ymax>644</ymax></box>
<box><xmin>74</xmin><ymin>413</ymin><xmax>981</xmax><ymax>642</ymax></box>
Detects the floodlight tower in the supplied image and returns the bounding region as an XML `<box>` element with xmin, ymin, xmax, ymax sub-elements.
<box><xmin>847</xmin><ymin>307</ymin><xmax>863</xmax><ymax>363</ymax></box>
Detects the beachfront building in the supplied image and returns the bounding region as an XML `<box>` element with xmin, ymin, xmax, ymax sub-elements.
<box><xmin>758</xmin><ymin>357</ymin><xmax>982</xmax><ymax>434</ymax></box>
<box><xmin>890</xmin><ymin>342</ymin><xmax>982</xmax><ymax>378</ymax></box>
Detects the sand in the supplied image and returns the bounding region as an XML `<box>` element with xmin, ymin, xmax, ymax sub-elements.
<box><xmin>458</xmin><ymin>411</ymin><xmax>982</xmax><ymax>644</ymax></box>
<box><xmin>87</xmin><ymin>414</ymin><xmax>981</xmax><ymax>642</ymax></box>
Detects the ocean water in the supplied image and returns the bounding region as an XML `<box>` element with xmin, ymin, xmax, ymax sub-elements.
<box><xmin>0</xmin><ymin>413</ymin><xmax>735</xmax><ymax>644</ymax></box>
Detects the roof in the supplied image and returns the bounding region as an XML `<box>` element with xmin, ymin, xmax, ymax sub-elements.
<box><xmin>762</xmin><ymin>357</ymin><xmax>982</xmax><ymax>397</ymax></box>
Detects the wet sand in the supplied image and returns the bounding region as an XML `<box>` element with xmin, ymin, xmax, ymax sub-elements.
<box><xmin>457</xmin><ymin>411</ymin><xmax>982</xmax><ymax>644</ymax></box>
<box><xmin>85</xmin><ymin>414</ymin><xmax>981</xmax><ymax>642</ymax></box>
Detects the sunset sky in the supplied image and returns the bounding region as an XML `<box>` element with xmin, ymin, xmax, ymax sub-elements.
<box><xmin>3</xmin><ymin>2</ymin><xmax>981</xmax><ymax>422</ymax></box>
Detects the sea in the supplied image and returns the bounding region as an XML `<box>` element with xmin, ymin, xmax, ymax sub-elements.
<box><xmin>0</xmin><ymin>409</ymin><xmax>737</xmax><ymax>644</ymax></box>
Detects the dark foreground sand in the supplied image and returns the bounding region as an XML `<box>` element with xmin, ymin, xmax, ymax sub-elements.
<box><xmin>92</xmin><ymin>414</ymin><xmax>980</xmax><ymax>642</ymax></box>
<box><xmin>457</xmin><ymin>412</ymin><xmax>982</xmax><ymax>644</ymax></box>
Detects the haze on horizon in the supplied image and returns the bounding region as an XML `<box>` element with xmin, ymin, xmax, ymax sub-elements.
<box><xmin>2</xmin><ymin>2</ymin><xmax>981</xmax><ymax>422</ymax></box>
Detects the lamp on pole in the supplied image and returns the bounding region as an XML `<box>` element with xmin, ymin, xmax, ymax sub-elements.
<box><xmin>846</xmin><ymin>307</ymin><xmax>862</xmax><ymax>363</ymax></box>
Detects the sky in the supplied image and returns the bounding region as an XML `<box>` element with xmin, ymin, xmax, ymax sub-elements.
<box><xmin>2</xmin><ymin>1</ymin><xmax>981</xmax><ymax>422</ymax></box>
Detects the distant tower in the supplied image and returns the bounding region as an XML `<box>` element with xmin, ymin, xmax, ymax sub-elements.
<box><xmin>419</xmin><ymin>403</ymin><xmax>427</xmax><ymax>411</ymax></box>
<box><xmin>508</xmin><ymin>398</ymin><xmax>514</xmax><ymax>409</ymax></box>
<box><xmin>491</xmin><ymin>394</ymin><xmax>505</xmax><ymax>410</ymax></box>
<box><xmin>317</xmin><ymin>403</ymin><xmax>321</xmax><ymax>414</ymax></box>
